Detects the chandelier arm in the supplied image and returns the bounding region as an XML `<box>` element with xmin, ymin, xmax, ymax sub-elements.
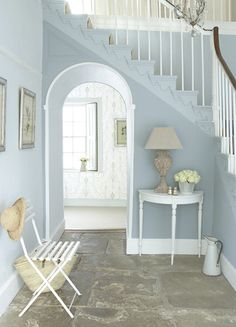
<box><xmin>162</xmin><ymin>0</ymin><xmax>206</xmax><ymax>29</ymax></box>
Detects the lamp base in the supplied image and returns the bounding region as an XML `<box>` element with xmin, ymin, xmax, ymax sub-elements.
<box><xmin>155</xmin><ymin>176</ymin><xmax>168</xmax><ymax>193</ymax></box>
<box><xmin>154</xmin><ymin>150</ymin><xmax>173</xmax><ymax>193</ymax></box>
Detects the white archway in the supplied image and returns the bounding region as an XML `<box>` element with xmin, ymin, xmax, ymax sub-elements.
<box><xmin>44</xmin><ymin>62</ymin><xmax>135</xmax><ymax>243</ymax></box>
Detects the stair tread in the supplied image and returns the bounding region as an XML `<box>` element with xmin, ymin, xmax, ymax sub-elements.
<box><xmin>198</xmin><ymin>120</ymin><xmax>214</xmax><ymax>123</ymax></box>
<box><xmin>43</xmin><ymin>3</ymin><xmax>214</xmax><ymax>137</ymax></box>
<box><xmin>64</xmin><ymin>14</ymin><xmax>88</xmax><ymax>19</ymax></box>
<box><xmin>86</xmin><ymin>30</ymin><xmax>111</xmax><ymax>35</ymax></box>
<box><xmin>193</xmin><ymin>105</ymin><xmax>212</xmax><ymax>110</ymax></box>
<box><xmin>106</xmin><ymin>45</ymin><xmax>133</xmax><ymax>51</ymax></box>
<box><xmin>150</xmin><ymin>75</ymin><xmax>177</xmax><ymax>80</ymax></box>
<box><xmin>175</xmin><ymin>90</ymin><xmax>199</xmax><ymax>95</ymax></box>
<box><xmin>130</xmin><ymin>60</ymin><xmax>155</xmax><ymax>64</ymax></box>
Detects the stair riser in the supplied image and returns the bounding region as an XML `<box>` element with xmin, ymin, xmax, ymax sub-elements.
<box><xmin>130</xmin><ymin>63</ymin><xmax>155</xmax><ymax>75</ymax></box>
<box><xmin>107</xmin><ymin>45</ymin><xmax>132</xmax><ymax>61</ymax></box>
<box><xmin>177</xmin><ymin>93</ymin><xmax>198</xmax><ymax>106</ymax></box>
<box><xmin>43</xmin><ymin>2</ymin><xmax>213</xmax><ymax>136</ymax></box>
<box><xmin>196</xmin><ymin>122</ymin><xmax>215</xmax><ymax>136</ymax></box>
<box><xmin>193</xmin><ymin>109</ymin><xmax>213</xmax><ymax>122</ymax></box>
<box><xmin>228</xmin><ymin>156</ymin><xmax>236</xmax><ymax>175</ymax></box>
<box><xmin>158</xmin><ymin>80</ymin><xmax>176</xmax><ymax>91</ymax></box>
<box><xmin>44</xmin><ymin>2</ymin><xmax>65</xmax><ymax>14</ymax></box>
<box><xmin>221</xmin><ymin>138</ymin><xmax>231</xmax><ymax>155</ymax></box>
<box><xmin>148</xmin><ymin>75</ymin><xmax>177</xmax><ymax>91</ymax></box>
<box><xmin>111</xmin><ymin>48</ymin><xmax>132</xmax><ymax>60</ymax></box>
<box><xmin>216</xmin><ymin>138</ymin><xmax>236</xmax><ymax>175</ymax></box>
<box><xmin>63</xmin><ymin>16</ymin><xmax>88</xmax><ymax>29</ymax></box>
<box><xmin>86</xmin><ymin>31</ymin><xmax>111</xmax><ymax>45</ymax></box>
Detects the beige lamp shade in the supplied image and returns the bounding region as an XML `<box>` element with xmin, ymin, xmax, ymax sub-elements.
<box><xmin>145</xmin><ymin>127</ymin><xmax>183</xmax><ymax>150</ymax></box>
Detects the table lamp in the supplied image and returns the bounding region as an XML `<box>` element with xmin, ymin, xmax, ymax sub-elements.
<box><xmin>145</xmin><ymin>127</ymin><xmax>183</xmax><ymax>193</ymax></box>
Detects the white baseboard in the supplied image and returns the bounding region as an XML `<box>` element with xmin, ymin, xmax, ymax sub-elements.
<box><xmin>64</xmin><ymin>198</ymin><xmax>127</xmax><ymax>207</ymax></box>
<box><xmin>0</xmin><ymin>272</ymin><xmax>23</xmax><ymax>317</ymax></box>
<box><xmin>126</xmin><ymin>238</ymin><xmax>207</xmax><ymax>255</ymax></box>
<box><xmin>50</xmin><ymin>219</ymin><xmax>65</xmax><ymax>241</ymax></box>
<box><xmin>127</xmin><ymin>238</ymin><xmax>236</xmax><ymax>291</ymax></box>
<box><xmin>64</xmin><ymin>207</ymin><xmax>126</xmax><ymax>230</ymax></box>
<box><xmin>221</xmin><ymin>254</ymin><xmax>236</xmax><ymax>291</ymax></box>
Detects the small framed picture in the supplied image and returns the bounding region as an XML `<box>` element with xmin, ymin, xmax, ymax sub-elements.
<box><xmin>114</xmin><ymin>118</ymin><xmax>127</xmax><ymax>147</ymax></box>
<box><xmin>19</xmin><ymin>87</ymin><xmax>36</xmax><ymax>149</ymax></box>
<box><xmin>0</xmin><ymin>77</ymin><xmax>7</xmax><ymax>152</ymax></box>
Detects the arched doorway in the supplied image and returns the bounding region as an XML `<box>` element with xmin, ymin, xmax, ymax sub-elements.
<box><xmin>44</xmin><ymin>62</ymin><xmax>135</xmax><ymax>248</ymax></box>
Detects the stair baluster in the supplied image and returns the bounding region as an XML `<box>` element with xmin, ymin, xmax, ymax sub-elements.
<box><xmin>201</xmin><ymin>33</ymin><xmax>205</xmax><ymax>106</ymax></box>
<box><xmin>212</xmin><ymin>27</ymin><xmax>236</xmax><ymax>175</ymax></box>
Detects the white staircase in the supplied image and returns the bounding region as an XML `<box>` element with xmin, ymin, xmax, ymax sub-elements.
<box><xmin>43</xmin><ymin>0</ymin><xmax>236</xmax><ymax>179</ymax></box>
<box><xmin>42</xmin><ymin>0</ymin><xmax>215</xmax><ymax>136</ymax></box>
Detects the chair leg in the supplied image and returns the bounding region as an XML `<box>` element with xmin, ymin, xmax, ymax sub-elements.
<box><xmin>53</xmin><ymin>262</ymin><xmax>81</xmax><ymax>296</ymax></box>
<box><xmin>19</xmin><ymin>261</ymin><xmax>77</xmax><ymax>318</ymax></box>
<box><xmin>32</xmin><ymin>265</ymin><xmax>59</xmax><ymax>296</ymax></box>
<box><xmin>19</xmin><ymin>280</ymin><xmax>74</xmax><ymax>318</ymax></box>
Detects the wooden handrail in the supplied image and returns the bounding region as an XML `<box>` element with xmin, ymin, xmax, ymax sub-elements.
<box><xmin>213</xmin><ymin>26</ymin><xmax>236</xmax><ymax>90</ymax></box>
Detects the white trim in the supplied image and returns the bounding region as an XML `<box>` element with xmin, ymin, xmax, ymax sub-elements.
<box><xmin>64</xmin><ymin>198</ymin><xmax>127</xmax><ymax>207</ymax></box>
<box><xmin>126</xmin><ymin>104</ymin><xmax>135</xmax><ymax>240</ymax></box>
<box><xmin>126</xmin><ymin>237</ymin><xmax>207</xmax><ymax>255</ymax></box>
<box><xmin>65</xmin><ymin>206</ymin><xmax>126</xmax><ymax>230</ymax></box>
<box><xmin>221</xmin><ymin>254</ymin><xmax>236</xmax><ymax>291</ymax></box>
<box><xmin>0</xmin><ymin>272</ymin><xmax>23</xmax><ymax>317</ymax></box>
<box><xmin>126</xmin><ymin>238</ymin><xmax>236</xmax><ymax>291</ymax></box>
<box><xmin>0</xmin><ymin>46</ymin><xmax>42</xmax><ymax>76</ymax></box>
<box><xmin>45</xmin><ymin>63</ymin><xmax>133</xmax><ymax>107</ymax></box>
<box><xmin>45</xmin><ymin>101</ymin><xmax>50</xmax><ymax>240</ymax></box>
<box><xmin>50</xmin><ymin>219</ymin><xmax>65</xmax><ymax>241</ymax></box>
<box><xmin>63</xmin><ymin>97</ymin><xmax>103</xmax><ymax>172</ymax></box>
<box><xmin>90</xmin><ymin>16</ymin><xmax>236</xmax><ymax>35</ymax></box>
<box><xmin>44</xmin><ymin>62</ymin><xmax>134</xmax><ymax>241</ymax></box>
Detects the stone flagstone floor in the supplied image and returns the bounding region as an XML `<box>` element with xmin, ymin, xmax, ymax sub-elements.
<box><xmin>1</xmin><ymin>230</ymin><xmax>236</xmax><ymax>326</ymax></box>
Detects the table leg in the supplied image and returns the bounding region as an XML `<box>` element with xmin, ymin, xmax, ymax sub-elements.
<box><xmin>139</xmin><ymin>198</ymin><xmax>144</xmax><ymax>256</ymax></box>
<box><xmin>198</xmin><ymin>198</ymin><xmax>203</xmax><ymax>258</ymax></box>
<box><xmin>171</xmin><ymin>204</ymin><xmax>177</xmax><ymax>265</ymax></box>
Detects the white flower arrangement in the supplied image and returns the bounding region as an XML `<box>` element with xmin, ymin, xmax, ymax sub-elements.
<box><xmin>80</xmin><ymin>157</ymin><xmax>89</xmax><ymax>162</ymax></box>
<box><xmin>174</xmin><ymin>170</ymin><xmax>201</xmax><ymax>184</ymax></box>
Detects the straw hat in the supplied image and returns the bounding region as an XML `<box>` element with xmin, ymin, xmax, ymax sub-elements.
<box><xmin>0</xmin><ymin>198</ymin><xmax>26</xmax><ymax>240</ymax></box>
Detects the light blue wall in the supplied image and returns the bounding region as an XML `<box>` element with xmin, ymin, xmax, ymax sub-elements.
<box><xmin>220</xmin><ymin>34</ymin><xmax>236</xmax><ymax>76</ymax></box>
<box><xmin>0</xmin><ymin>0</ymin><xmax>44</xmax><ymax>315</ymax></box>
<box><xmin>43</xmin><ymin>23</ymin><xmax>216</xmax><ymax>240</ymax></box>
<box><xmin>132</xmin><ymin>84</ymin><xmax>215</xmax><ymax>238</ymax></box>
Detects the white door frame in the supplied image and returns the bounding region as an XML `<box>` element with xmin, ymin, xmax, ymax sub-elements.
<box><xmin>44</xmin><ymin>62</ymin><xmax>135</xmax><ymax>243</ymax></box>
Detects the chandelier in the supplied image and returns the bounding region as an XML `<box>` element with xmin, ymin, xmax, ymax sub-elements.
<box><xmin>165</xmin><ymin>0</ymin><xmax>206</xmax><ymax>29</ymax></box>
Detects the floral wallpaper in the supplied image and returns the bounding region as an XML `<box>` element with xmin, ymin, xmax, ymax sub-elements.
<box><xmin>63</xmin><ymin>83</ymin><xmax>127</xmax><ymax>200</ymax></box>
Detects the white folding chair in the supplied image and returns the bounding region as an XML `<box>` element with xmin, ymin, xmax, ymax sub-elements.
<box><xmin>18</xmin><ymin>205</ymin><xmax>81</xmax><ymax>318</ymax></box>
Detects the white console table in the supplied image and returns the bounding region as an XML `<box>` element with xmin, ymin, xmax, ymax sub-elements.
<box><xmin>139</xmin><ymin>190</ymin><xmax>204</xmax><ymax>265</ymax></box>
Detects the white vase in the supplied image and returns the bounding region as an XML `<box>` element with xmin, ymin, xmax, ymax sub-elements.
<box><xmin>80</xmin><ymin>160</ymin><xmax>87</xmax><ymax>172</ymax></box>
<box><xmin>179</xmin><ymin>182</ymin><xmax>195</xmax><ymax>194</ymax></box>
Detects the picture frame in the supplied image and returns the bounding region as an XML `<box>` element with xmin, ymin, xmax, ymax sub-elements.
<box><xmin>0</xmin><ymin>77</ymin><xmax>7</xmax><ymax>152</ymax></box>
<box><xmin>19</xmin><ymin>87</ymin><xmax>36</xmax><ymax>149</ymax></box>
<box><xmin>114</xmin><ymin>118</ymin><xmax>127</xmax><ymax>147</ymax></box>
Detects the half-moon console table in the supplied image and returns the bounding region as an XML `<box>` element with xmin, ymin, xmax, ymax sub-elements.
<box><xmin>138</xmin><ymin>190</ymin><xmax>204</xmax><ymax>265</ymax></box>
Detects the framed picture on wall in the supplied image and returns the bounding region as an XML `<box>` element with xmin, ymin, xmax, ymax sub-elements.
<box><xmin>0</xmin><ymin>77</ymin><xmax>7</xmax><ymax>152</ymax></box>
<box><xmin>114</xmin><ymin>118</ymin><xmax>127</xmax><ymax>147</ymax></box>
<box><xmin>19</xmin><ymin>87</ymin><xmax>36</xmax><ymax>149</ymax></box>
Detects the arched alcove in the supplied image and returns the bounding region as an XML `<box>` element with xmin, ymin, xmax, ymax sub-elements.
<box><xmin>44</xmin><ymin>62</ymin><xmax>135</xmax><ymax>244</ymax></box>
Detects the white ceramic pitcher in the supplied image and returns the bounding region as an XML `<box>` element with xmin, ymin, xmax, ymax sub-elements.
<box><xmin>202</xmin><ymin>236</ymin><xmax>223</xmax><ymax>276</ymax></box>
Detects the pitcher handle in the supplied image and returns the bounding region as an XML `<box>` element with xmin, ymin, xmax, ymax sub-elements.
<box><xmin>216</xmin><ymin>240</ymin><xmax>223</xmax><ymax>265</ymax></box>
